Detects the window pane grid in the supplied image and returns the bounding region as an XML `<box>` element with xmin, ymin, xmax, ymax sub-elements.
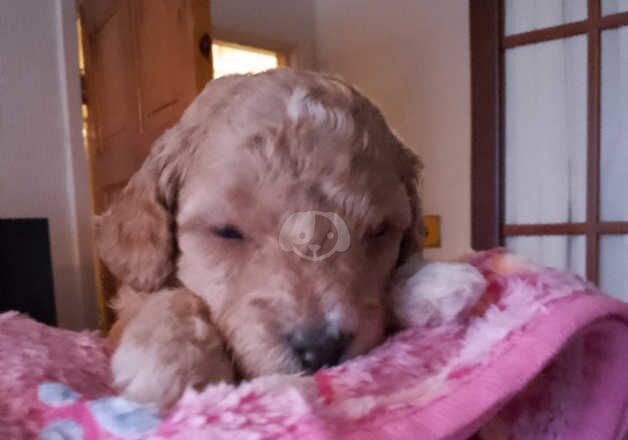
<box><xmin>502</xmin><ymin>2</ymin><xmax>628</xmax><ymax>48</ymax></box>
<box><xmin>500</xmin><ymin>1</ymin><xmax>628</xmax><ymax>284</ymax></box>
<box><xmin>503</xmin><ymin>222</ymin><xmax>628</xmax><ymax>235</ymax></box>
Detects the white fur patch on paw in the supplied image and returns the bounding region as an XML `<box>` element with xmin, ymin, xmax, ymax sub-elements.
<box><xmin>111</xmin><ymin>291</ymin><xmax>234</xmax><ymax>409</ymax></box>
<box><xmin>111</xmin><ymin>337</ymin><xmax>190</xmax><ymax>409</ymax></box>
<box><xmin>392</xmin><ymin>262</ymin><xmax>487</xmax><ymax>328</ymax></box>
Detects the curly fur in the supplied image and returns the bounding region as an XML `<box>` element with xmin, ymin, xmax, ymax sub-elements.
<box><xmin>95</xmin><ymin>68</ymin><xmax>425</xmax><ymax>407</ymax></box>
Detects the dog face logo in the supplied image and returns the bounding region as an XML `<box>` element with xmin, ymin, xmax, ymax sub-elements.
<box><xmin>279</xmin><ymin>211</ymin><xmax>350</xmax><ymax>261</ymax></box>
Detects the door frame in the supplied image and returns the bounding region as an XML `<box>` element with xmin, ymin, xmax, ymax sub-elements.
<box><xmin>55</xmin><ymin>0</ymin><xmax>99</xmax><ymax>328</ymax></box>
<box><xmin>470</xmin><ymin>0</ymin><xmax>503</xmax><ymax>252</ymax></box>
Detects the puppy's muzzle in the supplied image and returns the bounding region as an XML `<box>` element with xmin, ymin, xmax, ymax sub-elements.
<box><xmin>287</xmin><ymin>327</ymin><xmax>353</xmax><ymax>373</ymax></box>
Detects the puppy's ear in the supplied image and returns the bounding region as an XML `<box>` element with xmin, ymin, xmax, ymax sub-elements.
<box><xmin>395</xmin><ymin>139</ymin><xmax>424</xmax><ymax>266</ymax></box>
<box><xmin>94</xmin><ymin>129</ymin><xmax>193</xmax><ymax>292</ymax></box>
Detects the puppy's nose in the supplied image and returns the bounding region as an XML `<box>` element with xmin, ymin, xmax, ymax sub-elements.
<box><xmin>288</xmin><ymin>328</ymin><xmax>352</xmax><ymax>373</ymax></box>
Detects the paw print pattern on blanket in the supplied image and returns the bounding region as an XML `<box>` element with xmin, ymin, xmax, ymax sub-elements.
<box><xmin>89</xmin><ymin>397</ymin><xmax>161</xmax><ymax>437</ymax></box>
<box><xmin>1</xmin><ymin>249</ymin><xmax>623</xmax><ymax>439</ymax></box>
<box><xmin>38</xmin><ymin>382</ymin><xmax>161</xmax><ymax>438</ymax></box>
<box><xmin>40</xmin><ymin>419</ymin><xmax>84</xmax><ymax>440</ymax></box>
<box><xmin>39</xmin><ymin>382</ymin><xmax>80</xmax><ymax>406</ymax></box>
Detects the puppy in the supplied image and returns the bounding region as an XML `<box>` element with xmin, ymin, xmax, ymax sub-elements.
<box><xmin>95</xmin><ymin>68</ymin><xmax>475</xmax><ymax>408</ymax></box>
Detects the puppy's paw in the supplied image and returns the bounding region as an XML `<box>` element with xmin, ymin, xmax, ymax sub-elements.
<box><xmin>392</xmin><ymin>261</ymin><xmax>487</xmax><ymax>328</ymax></box>
<box><xmin>111</xmin><ymin>289</ymin><xmax>234</xmax><ymax>409</ymax></box>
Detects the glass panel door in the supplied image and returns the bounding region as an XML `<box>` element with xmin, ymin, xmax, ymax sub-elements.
<box><xmin>600</xmin><ymin>26</ymin><xmax>628</xmax><ymax>221</ymax></box>
<box><xmin>497</xmin><ymin>0</ymin><xmax>628</xmax><ymax>284</ymax></box>
<box><xmin>505</xmin><ymin>36</ymin><xmax>588</xmax><ymax>225</ymax></box>
<box><xmin>505</xmin><ymin>0</ymin><xmax>587</xmax><ymax>35</ymax></box>
<box><xmin>602</xmin><ymin>0</ymin><xmax>628</xmax><ymax>15</ymax></box>
<box><xmin>600</xmin><ymin>235</ymin><xmax>628</xmax><ymax>299</ymax></box>
<box><xmin>506</xmin><ymin>235</ymin><xmax>586</xmax><ymax>276</ymax></box>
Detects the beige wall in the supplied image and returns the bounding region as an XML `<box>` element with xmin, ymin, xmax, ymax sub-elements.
<box><xmin>211</xmin><ymin>0</ymin><xmax>316</xmax><ymax>69</ymax></box>
<box><xmin>0</xmin><ymin>0</ymin><xmax>97</xmax><ymax>329</ymax></box>
<box><xmin>212</xmin><ymin>0</ymin><xmax>472</xmax><ymax>258</ymax></box>
<box><xmin>314</xmin><ymin>0</ymin><xmax>472</xmax><ymax>259</ymax></box>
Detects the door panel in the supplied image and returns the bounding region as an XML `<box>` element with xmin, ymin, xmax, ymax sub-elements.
<box><xmin>600</xmin><ymin>26</ymin><xmax>628</xmax><ymax>221</ymax></box>
<box><xmin>79</xmin><ymin>0</ymin><xmax>211</xmax><ymax>326</ymax></box>
<box><xmin>504</xmin><ymin>35</ymin><xmax>588</xmax><ymax>225</ymax></box>
<box><xmin>135</xmin><ymin>0</ymin><xmax>196</xmax><ymax>147</ymax></box>
<box><xmin>91</xmin><ymin>5</ymin><xmax>137</xmax><ymax>144</ymax></box>
<box><xmin>87</xmin><ymin>2</ymin><xmax>142</xmax><ymax>207</ymax></box>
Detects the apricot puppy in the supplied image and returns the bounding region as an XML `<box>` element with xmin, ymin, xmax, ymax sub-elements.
<box><xmin>96</xmin><ymin>68</ymin><xmax>449</xmax><ymax>407</ymax></box>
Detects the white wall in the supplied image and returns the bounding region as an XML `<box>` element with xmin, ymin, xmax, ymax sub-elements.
<box><xmin>314</xmin><ymin>0</ymin><xmax>472</xmax><ymax>259</ymax></box>
<box><xmin>211</xmin><ymin>0</ymin><xmax>316</xmax><ymax>69</ymax></box>
<box><xmin>0</xmin><ymin>0</ymin><xmax>97</xmax><ymax>329</ymax></box>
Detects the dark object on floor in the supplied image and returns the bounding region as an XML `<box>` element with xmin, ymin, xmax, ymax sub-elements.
<box><xmin>0</xmin><ymin>218</ymin><xmax>56</xmax><ymax>325</ymax></box>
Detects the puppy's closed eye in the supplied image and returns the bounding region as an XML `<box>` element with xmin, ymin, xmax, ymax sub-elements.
<box><xmin>366</xmin><ymin>222</ymin><xmax>389</xmax><ymax>240</ymax></box>
<box><xmin>212</xmin><ymin>225</ymin><xmax>244</xmax><ymax>240</ymax></box>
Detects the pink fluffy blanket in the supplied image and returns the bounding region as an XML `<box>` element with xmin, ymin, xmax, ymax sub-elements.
<box><xmin>2</xmin><ymin>250</ymin><xmax>628</xmax><ymax>439</ymax></box>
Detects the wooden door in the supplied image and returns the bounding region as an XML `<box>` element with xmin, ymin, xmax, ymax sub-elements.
<box><xmin>79</xmin><ymin>0</ymin><xmax>212</xmax><ymax>327</ymax></box>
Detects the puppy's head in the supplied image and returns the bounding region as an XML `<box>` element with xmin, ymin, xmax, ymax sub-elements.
<box><xmin>95</xmin><ymin>69</ymin><xmax>423</xmax><ymax>377</ymax></box>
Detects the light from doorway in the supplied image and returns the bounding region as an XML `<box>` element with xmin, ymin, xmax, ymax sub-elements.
<box><xmin>212</xmin><ymin>40</ymin><xmax>283</xmax><ymax>78</ymax></box>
